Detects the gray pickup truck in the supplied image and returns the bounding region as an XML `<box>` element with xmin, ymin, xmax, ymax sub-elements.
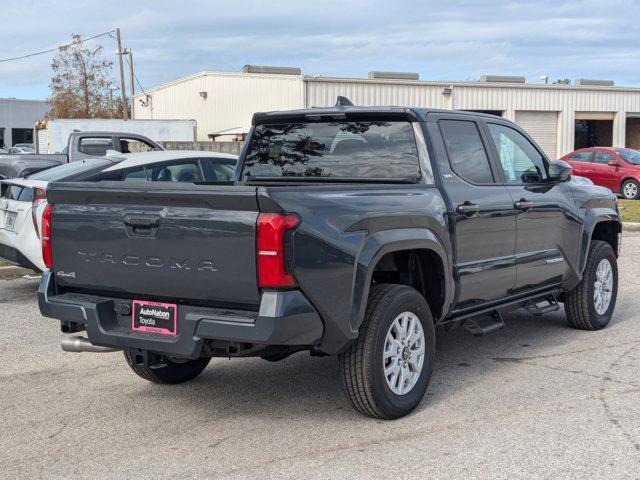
<box><xmin>0</xmin><ymin>131</ymin><xmax>162</xmax><ymax>179</ymax></box>
<box><xmin>39</xmin><ymin>99</ymin><xmax>621</xmax><ymax>419</ymax></box>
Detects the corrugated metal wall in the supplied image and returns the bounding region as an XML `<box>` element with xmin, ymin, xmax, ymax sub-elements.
<box><xmin>305</xmin><ymin>79</ymin><xmax>640</xmax><ymax>156</ymax></box>
<box><xmin>135</xmin><ymin>72</ymin><xmax>640</xmax><ymax>156</ymax></box>
<box><xmin>134</xmin><ymin>72</ymin><xmax>304</xmax><ymax>140</ymax></box>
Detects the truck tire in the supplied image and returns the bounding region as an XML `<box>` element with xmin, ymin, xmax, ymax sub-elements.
<box><xmin>338</xmin><ymin>284</ymin><xmax>436</xmax><ymax>419</ymax></box>
<box><xmin>621</xmin><ymin>179</ymin><xmax>640</xmax><ymax>200</ymax></box>
<box><xmin>123</xmin><ymin>349</ymin><xmax>211</xmax><ymax>384</ymax></box>
<box><xmin>565</xmin><ymin>240</ymin><xmax>618</xmax><ymax>330</ymax></box>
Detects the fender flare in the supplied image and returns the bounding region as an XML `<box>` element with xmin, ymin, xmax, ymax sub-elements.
<box><xmin>578</xmin><ymin>209</ymin><xmax>621</xmax><ymax>274</ymax></box>
<box><xmin>348</xmin><ymin>227</ymin><xmax>452</xmax><ymax>333</ymax></box>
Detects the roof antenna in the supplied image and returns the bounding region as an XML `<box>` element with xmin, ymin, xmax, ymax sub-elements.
<box><xmin>335</xmin><ymin>96</ymin><xmax>354</xmax><ymax>107</ymax></box>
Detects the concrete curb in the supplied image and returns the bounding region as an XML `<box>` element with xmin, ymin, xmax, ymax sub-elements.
<box><xmin>623</xmin><ymin>222</ymin><xmax>640</xmax><ymax>232</ymax></box>
<box><xmin>0</xmin><ymin>266</ymin><xmax>38</xmax><ymax>281</ymax></box>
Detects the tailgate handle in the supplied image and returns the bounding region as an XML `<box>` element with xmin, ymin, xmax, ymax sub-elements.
<box><xmin>125</xmin><ymin>216</ymin><xmax>160</xmax><ymax>228</ymax></box>
<box><xmin>123</xmin><ymin>215</ymin><xmax>161</xmax><ymax>237</ymax></box>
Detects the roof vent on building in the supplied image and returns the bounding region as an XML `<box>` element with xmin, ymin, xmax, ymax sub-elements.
<box><xmin>368</xmin><ymin>71</ymin><xmax>420</xmax><ymax>80</ymax></box>
<box><xmin>574</xmin><ymin>79</ymin><xmax>614</xmax><ymax>87</ymax></box>
<box><xmin>479</xmin><ymin>75</ymin><xmax>526</xmax><ymax>84</ymax></box>
<box><xmin>242</xmin><ymin>65</ymin><xmax>301</xmax><ymax>75</ymax></box>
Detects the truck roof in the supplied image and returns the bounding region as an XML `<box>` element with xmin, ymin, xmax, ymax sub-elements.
<box><xmin>252</xmin><ymin>103</ymin><xmax>501</xmax><ymax>125</ymax></box>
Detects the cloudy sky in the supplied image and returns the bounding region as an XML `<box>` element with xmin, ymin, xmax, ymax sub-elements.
<box><xmin>1</xmin><ymin>0</ymin><xmax>639</xmax><ymax>100</ymax></box>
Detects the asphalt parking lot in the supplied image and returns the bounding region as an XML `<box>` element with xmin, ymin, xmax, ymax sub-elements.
<box><xmin>1</xmin><ymin>236</ymin><xmax>639</xmax><ymax>479</ymax></box>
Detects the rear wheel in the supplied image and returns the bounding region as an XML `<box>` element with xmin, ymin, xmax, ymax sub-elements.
<box><xmin>123</xmin><ymin>349</ymin><xmax>211</xmax><ymax>384</ymax></box>
<box><xmin>565</xmin><ymin>240</ymin><xmax>618</xmax><ymax>330</ymax></box>
<box><xmin>338</xmin><ymin>284</ymin><xmax>436</xmax><ymax>419</ymax></box>
<box><xmin>621</xmin><ymin>179</ymin><xmax>640</xmax><ymax>200</ymax></box>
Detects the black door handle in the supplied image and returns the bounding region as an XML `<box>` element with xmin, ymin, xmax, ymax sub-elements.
<box><xmin>457</xmin><ymin>201</ymin><xmax>480</xmax><ymax>216</ymax></box>
<box><xmin>514</xmin><ymin>199</ymin><xmax>533</xmax><ymax>211</ymax></box>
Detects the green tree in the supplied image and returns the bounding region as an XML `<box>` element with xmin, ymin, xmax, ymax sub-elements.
<box><xmin>553</xmin><ymin>78</ymin><xmax>571</xmax><ymax>85</ymax></box>
<box><xmin>48</xmin><ymin>34</ymin><xmax>120</xmax><ymax>118</ymax></box>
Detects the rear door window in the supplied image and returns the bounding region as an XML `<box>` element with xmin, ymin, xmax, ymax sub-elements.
<box><xmin>242</xmin><ymin>120</ymin><xmax>420</xmax><ymax>180</ymax></box>
<box><xmin>78</xmin><ymin>137</ymin><xmax>114</xmax><ymax>156</ymax></box>
<box><xmin>439</xmin><ymin>120</ymin><xmax>494</xmax><ymax>184</ymax></box>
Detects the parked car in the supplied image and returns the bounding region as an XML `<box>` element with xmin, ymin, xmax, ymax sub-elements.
<box><xmin>86</xmin><ymin>150</ymin><xmax>237</xmax><ymax>183</ymax></box>
<box><xmin>561</xmin><ymin>147</ymin><xmax>640</xmax><ymax>199</ymax></box>
<box><xmin>0</xmin><ymin>131</ymin><xmax>163</xmax><ymax>180</ymax></box>
<box><xmin>12</xmin><ymin>143</ymin><xmax>35</xmax><ymax>151</ymax></box>
<box><xmin>0</xmin><ymin>151</ymin><xmax>237</xmax><ymax>272</ymax></box>
<box><xmin>8</xmin><ymin>146</ymin><xmax>35</xmax><ymax>154</ymax></box>
<box><xmin>39</xmin><ymin>101</ymin><xmax>620</xmax><ymax>419</ymax></box>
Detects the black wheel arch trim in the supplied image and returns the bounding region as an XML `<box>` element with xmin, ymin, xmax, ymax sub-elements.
<box><xmin>349</xmin><ymin>227</ymin><xmax>453</xmax><ymax>333</ymax></box>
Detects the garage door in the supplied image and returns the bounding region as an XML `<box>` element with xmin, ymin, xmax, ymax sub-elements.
<box><xmin>514</xmin><ymin>111</ymin><xmax>558</xmax><ymax>159</ymax></box>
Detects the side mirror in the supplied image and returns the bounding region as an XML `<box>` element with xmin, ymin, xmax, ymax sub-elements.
<box><xmin>608</xmin><ymin>160</ymin><xmax>622</xmax><ymax>167</ymax></box>
<box><xmin>548</xmin><ymin>159</ymin><xmax>573</xmax><ymax>182</ymax></box>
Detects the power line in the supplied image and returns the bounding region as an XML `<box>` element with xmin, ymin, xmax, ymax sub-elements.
<box><xmin>0</xmin><ymin>31</ymin><xmax>115</xmax><ymax>64</ymax></box>
<box><xmin>123</xmin><ymin>53</ymin><xmax>148</xmax><ymax>97</ymax></box>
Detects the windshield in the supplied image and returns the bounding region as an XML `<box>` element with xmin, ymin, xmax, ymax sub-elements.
<box><xmin>615</xmin><ymin>149</ymin><xmax>640</xmax><ymax>165</ymax></box>
<box><xmin>242</xmin><ymin>120</ymin><xmax>420</xmax><ymax>180</ymax></box>
<box><xmin>27</xmin><ymin>159</ymin><xmax>112</xmax><ymax>181</ymax></box>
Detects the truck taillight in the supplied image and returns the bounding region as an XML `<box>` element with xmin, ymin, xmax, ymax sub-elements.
<box><xmin>32</xmin><ymin>188</ymin><xmax>47</xmax><ymax>238</ymax></box>
<box><xmin>41</xmin><ymin>204</ymin><xmax>53</xmax><ymax>270</ymax></box>
<box><xmin>256</xmin><ymin>213</ymin><xmax>299</xmax><ymax>288</ymax></box>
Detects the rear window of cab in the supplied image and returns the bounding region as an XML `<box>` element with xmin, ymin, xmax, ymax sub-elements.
<box><xmin>242</xmin><ymin>121</ymin><xmax>421</xmax><ymax>180</ymax></box>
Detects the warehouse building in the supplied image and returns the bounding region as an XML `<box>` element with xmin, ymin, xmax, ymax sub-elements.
<box><xmin>133</xmin><ymin>67</ymin><xmax>640</xmax><ymax>159</ymax></box>
<box><xmin>0</xmin><ymin>98</ymin><xmax>50</xmax><ymax>148</ymax></box>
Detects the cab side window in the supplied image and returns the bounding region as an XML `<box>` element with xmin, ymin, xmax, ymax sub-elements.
<box><xmin>120</xmin><ymin>138</ymin><xmax>156</xmax><ymax>153</ymax></box>
<box><xmin>439</xmin><ymin>120</ymin><xmax>494</xmax><ymax>184</ymax></box>
<box><xmin>487</xmin><ymin>123</ymin><xmax>548</xmax><ymax>184</ymax></box>
<box><xmin>78</xmin><ymin>137</ymin><xmax>113</xmax><ymax>156</ymax></box>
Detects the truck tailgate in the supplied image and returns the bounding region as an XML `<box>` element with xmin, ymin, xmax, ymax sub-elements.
<box><xmin>47</xmin><ymin>182</ymin><xmax>261</xmax><ymax>307</ymax></box>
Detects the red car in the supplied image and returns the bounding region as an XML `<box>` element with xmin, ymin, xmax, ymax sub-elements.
<box><xmin>561</xmin><ymin>147</ymin><xmax>640</xmax><ymax>200</ymax></box>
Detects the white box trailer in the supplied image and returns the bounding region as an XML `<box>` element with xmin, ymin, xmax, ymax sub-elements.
<box><xmin>34</xmin><ymin>118</ymin><xmax>197</xmax><ymax>154</ymax></box>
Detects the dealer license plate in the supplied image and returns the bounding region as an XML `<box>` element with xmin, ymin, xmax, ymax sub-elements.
<box><xmin>131</xmin><ymin>300</ymin><xmax>177</xmax><ymax>336</ymax></box>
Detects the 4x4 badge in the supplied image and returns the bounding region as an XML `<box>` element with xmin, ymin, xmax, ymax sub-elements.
<box><xmin>56</xmin><ymin>271</ymin><xmax>76</xmax><ymax>279</ymax></box>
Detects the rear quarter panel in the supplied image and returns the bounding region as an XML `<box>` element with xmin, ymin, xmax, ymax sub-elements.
<box><xmin>263</xmin><ymin>185</ymin><xmax>452</xmax><ymax>353</ymax></box>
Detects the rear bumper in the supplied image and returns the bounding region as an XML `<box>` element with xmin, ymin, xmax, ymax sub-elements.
<box><xmin>38</xmin><ymin>271</ymin><xmax>324</xmax><ymax>359</ymax></box>
<box><xmin>0</xmin><ymin>243</ymin><xmax>40</xmax><ymax>271</ymax></box>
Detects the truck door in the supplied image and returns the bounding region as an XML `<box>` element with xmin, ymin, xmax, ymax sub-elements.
<box><xmin>482</xmin><ymin>120</ymin><xmax>581</xmax><ymax>292</ymax></box>
<box><xmin>427</xmin><ymin>114</ymin><xmax>517</xmax><ymax>311</ymax></box>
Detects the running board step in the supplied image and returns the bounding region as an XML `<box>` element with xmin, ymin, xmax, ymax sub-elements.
<box><xmin>463</xmin><ymin>311</ymin><xmax>505</xmax><ymax>337</ymax></box>
<box><xmin>522</xmin><ymin>295</ymin><xmax>560</xmax><ymax>316</ymax></box>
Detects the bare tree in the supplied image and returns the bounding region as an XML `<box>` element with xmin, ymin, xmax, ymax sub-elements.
<box><xmin>48</xmin><ymin>34</ymin><xmax>122</xmax><ymax>118</ymax></box>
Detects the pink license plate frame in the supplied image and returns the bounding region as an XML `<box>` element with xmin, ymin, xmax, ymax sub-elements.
<box><xmin>131</xmin><ymin>300</ymin><xmax>178</xmax><ymax>336</ymax></box>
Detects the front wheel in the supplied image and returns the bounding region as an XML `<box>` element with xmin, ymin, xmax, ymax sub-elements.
<box><xmin>123</xmin><ymin>349</ymin><xmax>211</xmax><ymax>384</ymax></box>
<box><xmin>565</xmin><ymin>240</ymin><xmax>618</xmax><ymax>330</ymax></box>
<box><xmin>338</xmin><ymin>284</ymin><xmax>436</xmax><ymax>419</ymax></box>
<box><xmin>621</xmin><ymin>179</ymin><xmax>640</xmax><ymax>200</ymax></box>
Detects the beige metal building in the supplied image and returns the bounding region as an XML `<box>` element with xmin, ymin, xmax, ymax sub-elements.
<box><xmin>133</xmin><ymin>68</ymin><xmax>640</xmax><ymax>158</ymax></box>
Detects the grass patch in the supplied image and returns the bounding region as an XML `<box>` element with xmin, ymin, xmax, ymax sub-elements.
<box><xmin>618</xmin><ymin>199</ymin><xmax>640</xmax><ymax>223</ymax></box>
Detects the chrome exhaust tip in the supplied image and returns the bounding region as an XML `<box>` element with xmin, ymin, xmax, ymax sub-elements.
<box><xmin>61</xmin><ymin>335</ymin><xmax>120</xmax><ymax>353</ymax></box>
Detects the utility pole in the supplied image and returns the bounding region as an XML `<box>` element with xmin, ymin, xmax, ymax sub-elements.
<box><xmin>115</xmin><ymin>28</ymin><xmax>128</xmax><ymax>120</ymax></box>
<box><xmin>127</xmin><ymin>49</ymin><xmax>135</xmax><ymax>119</ymax></box>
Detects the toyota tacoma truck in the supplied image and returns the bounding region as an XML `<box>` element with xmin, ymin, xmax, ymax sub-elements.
<box><xmin>39</xmin><ymin>98</ymin><xmax>621</xmax><ymax>419</ymax></box>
